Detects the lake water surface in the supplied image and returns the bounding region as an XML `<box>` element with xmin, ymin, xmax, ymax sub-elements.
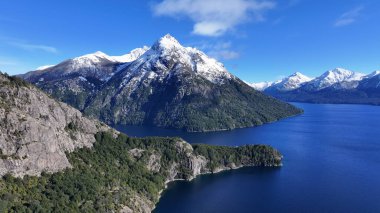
<box><xmin>115</xmin><ymin>103</ymin><xmax>380</xmax><ymax>213</ymax></box>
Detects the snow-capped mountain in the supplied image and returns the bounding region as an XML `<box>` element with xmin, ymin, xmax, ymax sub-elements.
<box><xmin>304</xmin><ymin>68</ymin><xmax>365</xmax><ymax>91</ymax></box>
<box><xmin>19</xmin><ymin>47</ymin><xmax>150</xmax><ymax>110</ymax></box>
<box><xmin>268</xmin><ymin>72</ymin><xmax>313</xmax><ymax>91</ymax></box>
<box><xmin>249</xmin><ymin>72</ymin><xmax>312</xmax><ymax>91</ymax></box>
<box><xmin>122</xmin><ymin>34</ymin><xmax>233</xmax><ymax>86</ymax></box>
<box><xmin>249</xmin><ymin>68</ymin><xmax>380</xmax><ymax>105</ymax></box>
<box><xmin>249</xmin><ymin>81</ymin><xmax>276</xmax><ymax>91</ymax></box>
<box><xmin>110</xmin><ymin>34</ymin><xmax>235</xmax><ymax>98</ymax></box>
<box><xmin>24</xmin><ymin>47</ymin><xmax>149</xmax><ymax>81</ymax></box>
<box><xmin>20</xmin><ymin>34</ymin><xmax>301</xmax><ymax>132</ymax></box>
<box><xmin>110</xmin><ymin>46</ymin><xmax>150</xmax><ymax>63</ymax></box>
<box><xmin>82</xmin><ymin>34</ymin><xmax>300</xmax><ymax>131</ymax></box>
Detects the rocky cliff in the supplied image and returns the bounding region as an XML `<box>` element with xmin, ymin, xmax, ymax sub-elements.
<box><xmin>0</xmin><ymin>73</ymin><xmax>110</xmax><ymax>177</ymax></box>
<box><xmin>90</xmin><ymin>133</ymin><xmax>283</xmax><ymax>213</ymax></box>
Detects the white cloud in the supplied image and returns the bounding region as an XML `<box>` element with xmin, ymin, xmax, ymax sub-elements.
<box><xmin>153</xmin><ymin>0</ymin><xmax>276</xmax><ymax>36</ymax></box>
<box><xmin>9</xmin><ymin>42</ymin><xmax>57</xmax><ymax>53</ymax></box>
<box><xmin>334</xmin><ymin>6</ymin><xmax>364</xmax><ymax>27</ymax></box>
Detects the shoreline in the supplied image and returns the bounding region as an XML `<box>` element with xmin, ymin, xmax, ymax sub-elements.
<box><xmin>152</xmin><ymin>163</ymin><xmax>282</xmax><ymax>212</ymax></box>
<box><xmin>113</xmin><ymin>111</ymin><xmax>304</xmax><ymax>135</ymax></box>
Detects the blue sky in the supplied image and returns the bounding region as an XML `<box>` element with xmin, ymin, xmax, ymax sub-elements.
<box><xmin>0</xmin><ymin>0</ymin><xmax>379</xmax><ymax>82</ymax></box>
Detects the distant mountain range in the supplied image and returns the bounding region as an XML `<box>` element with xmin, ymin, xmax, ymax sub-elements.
<box><xmin>20</xmin><ymin>34</ymin><xmax>301</xmax><ymax>132</ymax></box>
<box><xmin>250</xmin><ymin>68</ymin><xmax>380</xmax><ymax>105</ymax></box>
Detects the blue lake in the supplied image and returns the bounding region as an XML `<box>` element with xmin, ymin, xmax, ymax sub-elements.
<box><xmin>115</xmin><ymin>103</ymin><xmax>380</xmax><ymax>213</ymax></box>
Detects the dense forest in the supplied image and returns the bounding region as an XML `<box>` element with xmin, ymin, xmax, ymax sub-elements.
<box><xmin>0</xmin><ymin>131</ymin><xmax>282</xmax><ymax>212</ymax></box>
<box><xmin>84</xmin><ymin>74</ymin><xmax>303</xmax><ymax>132</ymax></box>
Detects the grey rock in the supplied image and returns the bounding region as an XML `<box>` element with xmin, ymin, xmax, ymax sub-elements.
<box><xmin>0</xmin><ymin>73</ymin><xmax>110</xmax><ymax>177</ymax></box>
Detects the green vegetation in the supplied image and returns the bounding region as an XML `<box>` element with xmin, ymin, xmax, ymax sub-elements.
<box><xmin>0</xmin><ymin>131</ymin><xmax>282</xmax><ymax>212</ymax></box>
<box><xmin>193</xmin><ymin>144</ymin><xmax>282</xmax><ymax>170</ymax></box>
<box><xmin>84</xmin><ymin>75</ymin><xmax>303</xmax><ymax>132</ymax></box>
<box><xmin>0</xmin><ymin>72</ymin><xmax>31</xmax><ymax>88</ymax></box>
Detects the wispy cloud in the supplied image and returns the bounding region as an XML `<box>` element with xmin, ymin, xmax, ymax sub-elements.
<box><xmin>153</xmin><ymin>0</ymin><xmax>276</xmax><ymax>36</ymax></box>
<box><xmin>334</xmin><ymin>6</ymin><xmax>364</xmax><ymax>27</ymax></box>
<box><xmin>193</xmin><ymin>41</ymin><xmax>240</xmax><ymax>60</ymax></box>
<box><xmin>0</xmin><ymin>36</ymin><xmax>58</xmax><ymax>53</ymax></box>
<box><xmin>9</xmin><ymin>42</ymin><xmax>58</xmax><ymax>53</ymax></box>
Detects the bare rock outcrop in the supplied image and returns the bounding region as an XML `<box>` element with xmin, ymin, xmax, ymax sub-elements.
<box><xmin>0</xmin><ymin>74</ymin><xmax>110</xmax><ymax>177</ymax></box>
<box><xmin>147</xmin><ymin>152</ymin><xmax>161</xmax><ymax>172</ymax></box>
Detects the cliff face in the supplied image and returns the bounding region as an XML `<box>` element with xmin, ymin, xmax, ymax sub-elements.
<box><xmin>0</xmin><ymin>73</ymin><xmax>110</xmax><ymax>177</ymax></box>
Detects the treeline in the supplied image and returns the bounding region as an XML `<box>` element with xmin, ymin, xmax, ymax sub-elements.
<box><xmin>0</xmin><ymin>72</ymin><xmax>30</xmax><ymax>88</ymax></box>
<box><xmin>82</xmin><ymin>74</ymin><xmax>302</xmax><ymax>132</ymax></box>
<box><xmin>193</xmin><ymin>144</ymin><xmax>282</xmax><ymax>170</ymax></box>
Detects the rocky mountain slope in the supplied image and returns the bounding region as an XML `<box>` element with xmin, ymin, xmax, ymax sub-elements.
<box><xmin>21</xmin><ymin>34</ymin><xmax>302</xmax><ymax>132</ymax></box>
<box><xmin>19</xmin><ymin>47</ymin><xmax>149</xmax><ymax>110</ymax></box>
<box><xmin>0</xmin><ymin>72</ymin><xmax>110</xmax><ymax>177</ymax></box>
<box><xmin>0</xmin><ymin>72</ymin><xmax>283</xmax><ymax>212</ymax></box>
<box><xmin>251</xmin><ymin>68</ymin><xmax>380</xmax><ymax>105</ymax></box>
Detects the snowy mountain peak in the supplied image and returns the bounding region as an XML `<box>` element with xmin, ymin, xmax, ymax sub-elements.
<box><xmin>249</xmin><ymin>81</ymin><xmax>275</xmax><ymax>91</ymax></box>
<box><xmin>323</xmin><ymin>68</ymin><xmax>364</xmax><ymax>81</ymax></box>
<box><xmin>249</xmin><ymin>71</ymin><xmax>312</xmax><ymax>91</ymax></box>
<box><xmin>122</xmin><ymin>34</ymin><xmax>233</xmax><ymax>85</ymax></box>
<box><xmin>73</xmin><ymin>51</ymin><xmax>113</xmax><ymax>63</ymax></box>
<box><xmin>271</xmin><ymin>72</ymin><xmax>312</xmax><ymax>91</ymax></box>
<box><xmin>69</xmin><ymin>47</ymin><xmax>150</xmax><ymax>66</ymax></box>
<box><xmin>161</xmin><ymin>34</ymin><xmax>179</xmax><ymax>44</ymax></box>
<box><xmin>288</xmin><ymin>72</ymin><xmax>312</xmax><ymax>81</ymax></box>
<box><xmin>110</xmin><ymin>46</ymin><xmax>149</xmax><ymax>63</ymax></box>
<box><xmin>152</xmin><ymin>34</ymin><xmax>183</xmax><ymax>52</ymax></box>
<box><xmin>309</xmin><ymin>68</ymin><xmax>365</xmax><ymax>90</ymax></box>
<box><xmin>93</xmin><ymin>51</ymin><xmax>107</xmax><ymax>56</ymax></box>
<box><xmin>324</xmin><ymin>67</ymin><xmax>351</xmax><ymax>76</ymax></box>
<box><xmin>290</xmin><ymin>72</ymin><xmax>306</xmax><ymax>78</ymax></box>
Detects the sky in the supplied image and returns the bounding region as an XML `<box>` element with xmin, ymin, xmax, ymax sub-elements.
<box><xmin>0</xmin><ymin>0</ymin><xmax>379</xmax><ymax>82</ymax></box>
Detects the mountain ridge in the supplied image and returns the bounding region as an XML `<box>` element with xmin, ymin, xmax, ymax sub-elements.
<box><xmin>20</xmin><ymin>34</ymin><xmax>302</xmax><ymax>132</ymax></box>
<box><xmin>250</xmin><ymin>68</ymin><xmax>380</xmax><ymax>105</ymax></box>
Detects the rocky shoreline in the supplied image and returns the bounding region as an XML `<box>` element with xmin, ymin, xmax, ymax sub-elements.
<box><xmin>125</xmin><ymin>139</ymin><xmax>283</xmax><ymax>213</ymax></box>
